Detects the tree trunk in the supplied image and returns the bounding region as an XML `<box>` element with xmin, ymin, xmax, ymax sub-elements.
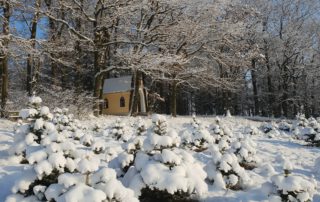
<box><xmin>264</xmin><ymin>43</ymin><xmax>274</xmax><ymax>116</ymax></box>
<box><xmin>93</xmin><ymin>74</ymin><xmax>102</xmax><ymax>116</ymax></box>
<box><xmin>170</xmin><ymin>81</ymin><xmax>178</xmax><ymax>117</ymax></box>
<box><xmin>131</xmin><ymin>70</ymin><xmax>142</xmax><ymax>116</ymax></box>
<box><xmin>27</xmin><ymin>0</ymin><xmax>41</xmax><ymax>96</ymax></box>
<box><xmin>93</xmin><ymin>12</ymin><xmax>100</xmax><ymax>116</ymax></box>
<box><xmin>282</xmin><ymin>82</ymin><xmax>289</xmax><ymax>117</ymax></box>
<box><xmin>1</xmin><ymin>2</ymin><xmax>10</xmax><ymax>117</ymax></box>
<box><xmin>74</xmin><ymin>0</ymin><xmax>83</xmax><ymax>92</ymax></box>
<box><xmin>251</xmin><ymin>59</ymin><xmax>259</xmax><ymax>116</ymax></box>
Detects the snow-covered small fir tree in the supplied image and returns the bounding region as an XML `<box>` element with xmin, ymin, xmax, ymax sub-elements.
<box><xmin>181</xmin><ymin>115</ymin><xmax>214</xmax><ymax>152</ymax></box>
<box><xmin>92</xmin><ymin>141</ymin><xmax>106</xmax><ymax>154</ymax></box>
<box><xmin>52</xmin><ymin>107</ymin><xmax>82</xmax><ymax>132</ymax></box>
<box><xmin>210</xmin><ymin>122</ymin><xmax>234</xmax><ymax>152</ymax></box>
<box><xmin>295</xmin><ymin>113</ymin><xmax>309</xmax><ymax>127</ymax></box>
<box><xmin>268</xmin><ymin>159</ymin><xmax>316</xmax><ymax>202</ymax></box>
<box><xmin>81</xmin><ymin>133</ymin><xmax>94</xmax><ymax>147</ymax></box>
<box><xmin>92</xmin><ymin>123</ymin><xmax>103</xmax><ymax>133</ymax></box>
<box><xmin>278</xmin><ymin>120</ymin><xmax>291</xmax><ymax>132</ymax></box>
<box><xmin>204</xmin><ymin>144</ymin><xmax>252</xmax><ymax>190</ymax></box>
<box><xmin>260</xmin><ymin>122</ymin><xmax>281</xmax><ymax>138</ymax></box>
<box><xmin>291</xmin><ymin>114</ymin><xmax>320</xmax><ymax>145</ymax></box>
<box><xmin>120</xmin><ymin>114</ymin><xmax>208</xmax><ymax>201</ymax></box>
<box><xmin>7</xmin><ymin>96</ymin><xmax>138</xmax><ymax>202</ymax></box>
<box><xmin>243</xmin><ymin>125</ymin><xmax>261</xmax><ymax>136</ymax></box>
<box><xmin>107</xmin><ymin>118</ymin><xmax>132</xmax><ymax>142</ymax></box>
<box><xmin>9</xmin><ymin>96</ymin><xmax>55</xmax><ymax>161</ymax></box>
<box><xmin>135</xmin><ymin>117</ymin><xmax>147</xmax><ymax>136</ymax></box>
<box><xmin>231</xmin><ymin>136</ymin><xmax>258</xmax><ymax>170</ymax></box>
<box><xmin>109</xmin><ymin>119</ymin><xmax>148</xmax><ymax>177</ymax></box>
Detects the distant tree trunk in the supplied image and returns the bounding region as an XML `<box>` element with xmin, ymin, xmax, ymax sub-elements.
<box><xmin>44</xmin><ymin>0</ymin><xmax>57</xmax><ymax>87</ymax></box>
<box><xmin>27</xmin><ymin>0</ymin><xmax>41</xmax><ymax>96</ymax></box>
<box><xmin>93</xmin><ymin>11</ymin><xmax>100</xmax><ymax>116</ymax></box>
<box><xmin>74</xmin><ymin>0</ymin><xmax>83</xmax><ymax>91</ymax></box>
<box><xmin>282</xmin><ymin>81</ymin><xmax>289</xmax><ymax>117</ymax></box>
<box><xmin>1</xmin><ymin>2</ymin><xmax>10</xmax><ymax>117</ymax></box>
<box><xmin>266</xmin><ymin>55</ymin><xmax>273</xmax><ymax>116</ymax></box>
<box><xmin>251</xmin><ymin>59</ymin><xmax>259</xmax><ymax>115</ymax></box>
<box><xmin>131</xmin><ymin>70</ymin><xmax>141</xmax><ymax>116</ymax></box>
<box><xmin>170</xmin><ymin>81</ymin><xmax>178</xmax><ymax>117</ymax></box>
<box><xmin>93</xmin><ymin>63</ymin><xmax>101</xmax><ymax>116</ymax></box>
<box><xmin>263</xmin><ymin>17</ymin><xmax>274</xmax><ymax>117</ymax></box>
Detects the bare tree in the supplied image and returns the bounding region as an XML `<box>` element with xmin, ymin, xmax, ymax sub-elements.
<box><xmin>0</xmin><ymin>1</ymin><xmax>10</xmax><ymax>117</ymax></box>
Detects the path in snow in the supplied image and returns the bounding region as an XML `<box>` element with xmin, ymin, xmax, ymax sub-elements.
<box><xmin>0</xmin><ymin>120</ymin><xmax>26</xmax><ymax>201</ymax></box>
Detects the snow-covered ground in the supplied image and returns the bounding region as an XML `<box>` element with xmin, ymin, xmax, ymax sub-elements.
<box><xmin>1</xmin><ymin>114</ymin><xmax>320</xmax><ymax>202</ymax></box>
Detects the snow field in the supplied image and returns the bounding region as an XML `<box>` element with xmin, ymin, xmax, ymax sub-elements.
<box><xmin>1</xmin><ymin>98</ymin><xmax>320</xmax><ymax>201</ymax></box>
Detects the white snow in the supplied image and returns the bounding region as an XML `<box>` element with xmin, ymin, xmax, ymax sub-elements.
<box><xmin>58</xmin><ymin>183</ymin><xmax>106</xmax><ymax>202</ymax></box>
<box><xmin>19</xmin><ymin>109</ymin><xmax>38</xmax><ymax>119</ymax></box>
<box><xmin>29</xmin><ymin>96</ymin><xmax>42</xmax><ymax>105</ymax></box>
<box><xmin>34</xmin><ymin>160</ymin><xmax>53</xmax><ymax>179</ymax></box>
<box><xmin>1</xmin><ymin>114</ymin><xmax>320</xmax><ymax>202</ymax></box>
<box><xmin>77</xmin><ymin>152</ymin><xmax>100</xmax><ymax>174</ymax></box>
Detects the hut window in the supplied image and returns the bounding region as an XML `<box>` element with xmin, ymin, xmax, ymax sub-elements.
<box><xmin>120</xmin><ymin>96</ymin><xmax>125</xmax><ymax>107</ymax></box>
<box><xmin>104</xmin><ymin>99</ymin><xmax>109</xmax><ymax>109</ymax></box>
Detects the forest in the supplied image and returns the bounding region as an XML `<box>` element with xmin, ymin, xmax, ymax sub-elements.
<box><xmin>1</xmin><ymin>0</ymin><xmax>320</xmax><ymax>118</ymax></box>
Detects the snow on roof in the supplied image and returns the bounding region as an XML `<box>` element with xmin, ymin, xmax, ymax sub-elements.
<box><xmin>103</xmin><ymin>76</ymin><xmax>133</xmax><ymax>94</ymax></box>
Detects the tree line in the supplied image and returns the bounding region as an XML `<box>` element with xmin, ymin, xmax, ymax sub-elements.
<box><xmin>0</xmin><ymin>0</ymin><xmax>319</xmax><ymax>118</ymax></box>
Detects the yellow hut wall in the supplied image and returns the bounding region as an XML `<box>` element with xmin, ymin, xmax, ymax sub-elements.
<box><xmin>102</xmin><ymin>92</ymin><xmax>131</xmax><ymax>115</ymax></box>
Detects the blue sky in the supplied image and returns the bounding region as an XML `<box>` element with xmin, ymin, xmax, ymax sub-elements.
<box><xmin>8</xmin><ymin>9</ymin><xmax>48</xmax><ymax>40</ymax></box>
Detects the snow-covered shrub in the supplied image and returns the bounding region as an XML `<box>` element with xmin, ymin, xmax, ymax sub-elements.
<box><xmin>104</xmin><ymin>145</ymin><xmax>125</xmax><ymax>163</ymax></box>
<box><xmin>304</xmin><ymin>131</ymin><xmax>320</xmax><ymax>146</ymax></box>
<box><xmin>210</xmin><ymin>123</ymin><xmax>234</xmax><ymax>152</ymax></box>
<box><xmin>9</xmin><ymin>96</ymin><xmax>55</xmax><ymax>160</ymax></box>
<box><xmin>124</xmin><ymin>135</ymin><xmax>146</xmax><ymax>156</ymax></box>
<box><xmin>278</xmin><ymin>120</ymin><xmax>291</xmax><ymax>132</ymax></box>
<box><xmin>142</xmin><ymin>114</ymin><xmax>180</xmax><ymax>152</ymax></box>
<box><xmin>231</xmin><ymin>136</ymin><xmax>258</xmax><ymax>170</ymax></box>
<box><xmin>121</xmin><ymin>114</ymin><xmax>208</xmax><ymax>201</ymax></box>
<box><xmin>114</xmin><ymin>121</ymin><xmax>147</xmax><ymax>170</ymax></box>
<box><xmin>243</xmin><ymin>125</ymin><xmax>261</xmax><ymax>136</ymax></box>
<box><xmin>152</xmin><ymin>114</ymin><xmax>168</xmax><ymax>136</ymax></box>
<box><xmin>260</xmin><ymin>122</ymin><xmax>281</xmax><ymax>138</ymax></box>
<box><xmin>109</xmin><ymin>120</ymin><xmax>148</xmax><ymax>177</ymax></box>
<box><xmin>107</xmin><ymin>119</ymin><xmax>132</xmax><ymax>142</ymax></box>
<box><xmin>72</xmin><ymin>129</ymin><xmax>85</xmax><ymax>141</ymax></box>
<box><xmin>204</xmin><ymin>144</ymin><xmax>252</xmax><ymax>190</ymax></box>
<box><xmin>210</xmin><ymin>117</ymin><xmax>223</xmax><ymax>137</ymax></box>
<box><xmin>267</xmin><ymin>161</ymin><xmax>316</xmax><ymax>202</ymax></box>
<box><xmin>210</xmin><ymin>120</ymin><xmax>233</xmax><ymax>151</ymax></box>
<box><xmin>294</xmin><ymin>113</ymin><xmax>309</xmax><ymax>127</ymax></box>
<box><xmin>291</xmin><ymin>114</ymin><xmax>320</xmax><ymax>145</ymax></box>
<box><xmin>299</xmin><ymin>117</ymin><xmax>320</xmax><ymax>146</ymax></box>
<box><xmin>6</xmin><ymin>138</ymin><xmax>79</xmax><ymax>201</ymax></box>
<box><xmin>135</xmin><ymin>117</ymin><xmax>147</xmax><ymax>136</ymax></box>
<box><xmin>308</xmin><ymin>117</ymin><xmax>320</xmax><ymax>132</ymax></box>
<box><xmin>7</xmin><ymin>96</ymin><xmax>139</xmax><ymax>202</ymax></box>
<box><xmin>7</xmin><ymin>161</ymin><xmax>139</xmax><ymax>202</ymax></box>
<box><xmin>7</xmin><ymin>98</ymin><xmax>134</xmax><ymax>202</ymax></box>
<box><xmin>52</xmin><ymin>107</ymin><xmax>82</xmax><ymax>132</ymax></box>
<box><xmin>260</xmin><ymin>122</ymin><xmax>274</xmax><ymax>134</ymax></box>
<box><xmin>92</xmin><ymin>141</ymin><xmax>106</xmax><ymax>154</ymax></box>
<box><xmin>92</xmin><ymin>123</ymin><xmax>103</xmax><ymax>133</ymax></box>
<box><xmin>81</xmin><ymin>134</ymin><xmax>94</xmax><ymax>147</ymax></box>
<box><xmin>181</xmin><ymin>115</ymin><xmax>214</xmax><ymax>152</ymax></box>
